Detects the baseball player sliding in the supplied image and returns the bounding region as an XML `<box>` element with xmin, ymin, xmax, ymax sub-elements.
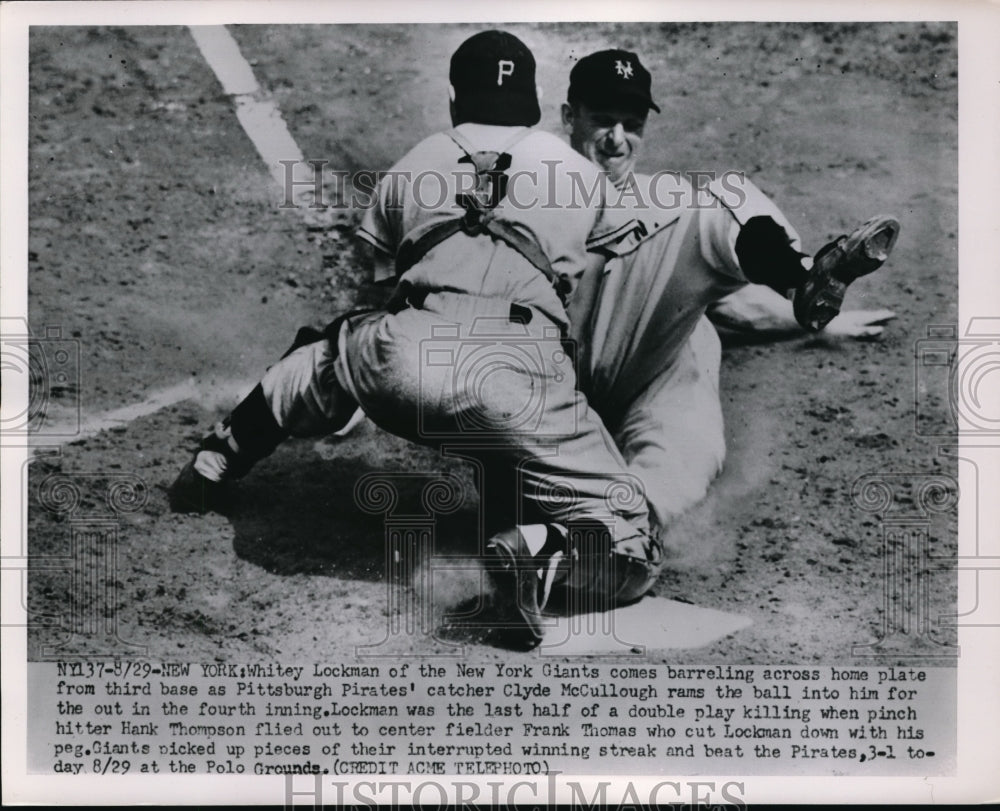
<box><xmin>561</xmin><ymin>49</ymin><xmax>900</xmax><ymax>533</ymax></box>
<box><xmin>171</xmin><ymin>31</ymin><xmax>663</xmax><ymax>649</ymax></box>
<box><xmin>171</xmin><ymin>34</ymin><xmax>899</xmax><ymax>650</ymax></box>
<box><xmin>324</xmin><ymin>49</ymin><xmax>901</xmax><ymax>593</ymax></box>
<box><xmin>333</xmin><ymin>49</ymin><xmax>900</xmax><ymax>531</ymax></box>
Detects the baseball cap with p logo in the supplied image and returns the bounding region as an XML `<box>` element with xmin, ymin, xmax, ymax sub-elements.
<box><xmin>450</xmin><ymin>30</ymin><xmax>541</xmax><ymax>126</ymax></box>
<box><xmin>568</xmin><ymin>49</ymin><xmax>661</xmax><ymax>114</ymax></box>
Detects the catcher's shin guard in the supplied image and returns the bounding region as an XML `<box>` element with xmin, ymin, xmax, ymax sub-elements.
<box><xmin>794</xmin><ymin>215</ymin><xmax>900</xmax><ymax>332</ymax></box>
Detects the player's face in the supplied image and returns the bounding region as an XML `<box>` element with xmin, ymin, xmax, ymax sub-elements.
<box><xmin>563</xmin><ymin>101</ymin><xmax>648</xmax><ymax>183</ymax></box>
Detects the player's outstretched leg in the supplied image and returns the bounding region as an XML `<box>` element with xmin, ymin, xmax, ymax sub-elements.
<box><xmin>169</xmin><ymin>333</ymin><xmax>359</xmax><ymax>514</ymax></box>
<box><xmin>793</xmin><ymin>215</ymin><xmax>900</xmax><ymax>332</ymax></box>
<box><xmin>734</xmin><ymin>213</ymin><xmax>900</xmax><ymax>333</ymax></box>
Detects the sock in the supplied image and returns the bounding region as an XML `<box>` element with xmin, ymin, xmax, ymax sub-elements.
<box><xmin>193</xmin><ymin>449</ymin><xmax>228</xmax><ymax>482</ymax></box>
<box><xmin>520</xmin><ymin>524</ymin><xmax>550</xmax><ymax>557</ymax></box>
<box><xmin>191</xmin><ymin>421</ymin><xmax>244</xmax><ymax>482</ymax></box>
<box><xmin>735</xmin><ymin>216</ymin><xmax>811</xmax><ymax>297</ymax></box>
<box><xmin>228</xmin><ymin>383</ymin><xmax>288</xmax><ymax>463</ymax></box>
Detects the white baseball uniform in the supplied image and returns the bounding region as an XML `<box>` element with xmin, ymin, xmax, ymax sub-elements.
<box><xmin>258</xmin><ymin>122</ymin><xmax>664</xmax><ymax>597</ymax></box>
<box><xmin>582</xmin><ymin>171</ymin><xmax>801</xmax><ymax>531</ymax></box>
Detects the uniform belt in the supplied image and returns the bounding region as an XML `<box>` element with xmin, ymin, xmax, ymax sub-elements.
<box><xmin>386</xmin><ymin>282</ymin><xmax>533</xmax><ymax>325</ymax></box>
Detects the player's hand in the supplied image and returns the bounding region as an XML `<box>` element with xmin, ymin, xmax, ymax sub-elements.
<box><xmin>822</xmin><ymin>309</ymin><xmax>897</xmax><ymax>338</ymax></box>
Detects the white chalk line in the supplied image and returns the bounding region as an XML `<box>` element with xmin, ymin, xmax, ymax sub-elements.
<box><xmin>34</xmin><ymin>377</ymin><xmax>255</xmax><ymax>449</ymax></box>
<box><xmin>42</xmin><ymin>28</ymin><xmax>361</xmax><ymax>448</ymax></box>
<box><xmin>189</xmin><ymin>25</ymin><xmax>328</xmax><ymax>204</ymax></box>
<box><xmin>36</xmin><ymin>372</ymin><xmax>362</xmax><ymax>449</ymax></box>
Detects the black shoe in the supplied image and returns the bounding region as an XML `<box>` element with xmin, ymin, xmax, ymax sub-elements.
<box><xmin>168</xmin><ymin>456</ymin><xmax>229</xmax><ymax>515</ymax></box>
<box><xmin>168</xmin><ymin>423</ymin><xmax>243</xmax><ymax>514</ymax></box>
<box><xmin>794</xmin><ymin>215</ymin><xmax>900</xmax><ymax>332</ymax></box>
<box><xmin>486</xmin><ymin>526</ymin><xmax>561</xmax><ymax>650</ymax></box>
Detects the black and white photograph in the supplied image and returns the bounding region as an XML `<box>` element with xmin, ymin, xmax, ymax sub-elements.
<box><xmin>2</xmin><ymin>1</ymin><xmax>997</xmax><ymax>805</ymax></box>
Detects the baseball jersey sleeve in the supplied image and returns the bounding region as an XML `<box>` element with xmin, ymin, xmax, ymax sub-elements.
<box><xmin>357</xmin><ymin>173</ymin><xmax>403</xmax><ymax>284</ymax></box>
<box><xmin>698</xmin><ymin>185</ymin><xmax>744</xmax><ymax>282</ymax></box>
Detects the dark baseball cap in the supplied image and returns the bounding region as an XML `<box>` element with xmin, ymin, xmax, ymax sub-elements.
<box><xmin>568</xmin><ymin>49</ymin><xmax>661</xmax><ymax>114</ymax></box>
<box><xmin>449</xmin><ymin>30</ymin><xmax>541</xmax><ymax>127</ymax></box>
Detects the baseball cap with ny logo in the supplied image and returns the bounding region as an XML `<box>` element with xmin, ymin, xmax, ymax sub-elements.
<box><xmin>568</xmin><ymin>48</ymin><xmax>661</xmax><ymax>113</ymax></box>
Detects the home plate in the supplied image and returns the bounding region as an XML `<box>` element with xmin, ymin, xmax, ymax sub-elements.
<box><xmin>539</xmin><ymin>597</ymin><xmax>751</xmax><ymax>655</ymax></box>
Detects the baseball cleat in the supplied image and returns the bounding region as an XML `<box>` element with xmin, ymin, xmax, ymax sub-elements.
<box><xmin>167</xmin><ymin>422</ymin><xmax>244</xmax><ymax>514</ymax></box>
<box><xmin>794</xmin><ymin>215</ymin><xmax>900</xmax><ymax>332</ymax></box>
<box><xmin>486</xmin><ymin>527</ymin><xmax>559</xmax><ymax>650</ymax></box>
<box><xmin>167</xmin><ymin>456</ymin><xmax>229</xmax><ymax>515</ymax></box>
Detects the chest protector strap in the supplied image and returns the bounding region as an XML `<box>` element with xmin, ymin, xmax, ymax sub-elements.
<box><xmin>394</xmin><ymin>128</ymin><xmax>570</xmax><ymax>302</ymax></box>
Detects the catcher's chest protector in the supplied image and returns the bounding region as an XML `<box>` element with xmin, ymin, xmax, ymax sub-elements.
<box><xmin>395</xmin><ymin>128</ymin><xmax>557</xmax><ymax>292</ymax></box>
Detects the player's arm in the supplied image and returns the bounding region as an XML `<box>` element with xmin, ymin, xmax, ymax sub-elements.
<box><xmin>566</xmin><ymin>250</ymin><xmax>608</xmax><ymax>351</ymax></box>
<box><xmin>706</xmin><ymin>284</ymin><xmax>796</xmax><ymax>334</ymax></box>
<box><xmin>708</xmin><ymin>284</ymin><xmax>896</xmax><ymax>339</ymax></box>
<box><xmin>357</xmin><ymin>166</ymin><xmax>404</xmax><ymax>290</ymax></box>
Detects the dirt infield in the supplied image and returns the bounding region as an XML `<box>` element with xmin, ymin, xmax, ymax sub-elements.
<box><xmin>25</xmin><ymin>23</ymin><xmax>957</xmax><ymax>664</ymax></box>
